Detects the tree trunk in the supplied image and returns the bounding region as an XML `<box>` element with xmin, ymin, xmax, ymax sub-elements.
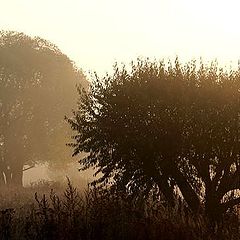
<box><xmin>205</xmin><ymin>195</ymin><xmax>222</xmax><ymax>223</ymax></box>
<box><xmin>173</xmin><ymin>170</ymin><xmax>201</xmax><ymax>212</ymax></box>
<box><xmin>204</xmin><ymin>178</ymin><xmax>224</xmax><ymax>223</ymax></box>
<box><xmin>0</xmin><ymin>171</ymin><xmax>5</xmax><ymax>186</ymax></box>
<box><xmin>164</xmin><ymin>162</ymin><xmax>201</xmax><ymax>212</ymax></box>
<box><xmin>10</xmin><ymin>163</ymin><xmax>24</xmax><ymax>187</ymax></box>
<box><xmin>4</xmin><ymin>167</ymin><xmax>12</xmax><ymax>186</ymax></box>
<box><xmin>154</xmin><ymin>174</ymin><xmax>175</xmax><ymax>206</ymax></box>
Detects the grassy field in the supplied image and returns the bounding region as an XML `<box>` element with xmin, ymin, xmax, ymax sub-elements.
<box><xmin>0</xmin><ymin>180</ymin><xmax>239</xmax><ymax>240</ymax></box>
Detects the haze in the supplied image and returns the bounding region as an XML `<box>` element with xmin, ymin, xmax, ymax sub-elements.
<box><xmin>1</xmin><ymin>0</ymin><xmax>240</xmax><ymax>74</ymax></box>
<box><xmin>0</xmin><ymin>1</ymin><xmax>240</xmax><ymax>237</ymax></box>
<box><xmin>1</xmin><ymin>0</ymin><xmax>240</xmax><ymax>185</ymax></box>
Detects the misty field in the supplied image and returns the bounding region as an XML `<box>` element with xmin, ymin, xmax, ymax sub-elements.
<box><xmin>1</xmin><ymin>31</ymin><xmax>240</xmax><ymax>239</ymax></box>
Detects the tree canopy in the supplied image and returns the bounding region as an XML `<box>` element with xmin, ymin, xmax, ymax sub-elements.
<box><xmin>0</xmin><ymin>31</ymin><xmax>87</xmax><ymax>186</ymax></box>
<box><xmin>68</xmin><ymin>58</ymin><xmax>240</xmax><ymax>221</ymax></box>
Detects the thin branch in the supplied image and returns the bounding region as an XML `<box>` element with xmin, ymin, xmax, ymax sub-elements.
<box><xmin>221</xmin><ymin>197</ymin><xmax>240</xmax><ymax>212</ymax></box>
<box><xmin>22</xmin><ymin>165</ymin><xmax>35</xmax><ymax>172</ymax></box>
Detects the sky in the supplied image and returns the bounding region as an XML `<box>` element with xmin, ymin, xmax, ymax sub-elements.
<box><xmin>1</xmin><ymin>0</ymin><xmax>240</xmax><ymax>75</ymax></box>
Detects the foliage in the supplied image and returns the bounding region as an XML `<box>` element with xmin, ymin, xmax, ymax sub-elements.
<box><xmin>0</xmin><ymin>31</ymin><xmax>87</xmax><ymax>186</ymax></box>
<box><xmin>67</xmin><ymin>58</ymin><xmax>240</xmax><ymax>221</ymax></box>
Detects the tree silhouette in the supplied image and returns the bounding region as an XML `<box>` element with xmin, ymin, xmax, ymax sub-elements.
<box><xmin>68</xmin><ymin>58</ymin><xmax>240</xmax><ymax>221</ymax></box>
<box><xmin>0</xmin><ymin>31</ymin><xmax>86</xmax><ymax>186</ymax></box>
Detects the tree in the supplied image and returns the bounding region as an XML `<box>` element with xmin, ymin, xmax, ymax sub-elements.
<box><xmin>68</xmin><ymin>58</ymin><xmax>240</xmax><ymax>221</ymax></box>
<box><xmin>180</xmin><ymin>62</ymin><xmax>240</xmax><ymax>220</ymax></box>
<box><xmin>0</xmin><ymin>31</ymin><xmax>86</xmax><ymax>186</ymax></box>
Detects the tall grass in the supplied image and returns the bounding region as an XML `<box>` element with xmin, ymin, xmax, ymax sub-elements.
<box><xmin>0</xmin><ymin>180</ymin><xmax>239</xmax><ymax>240</ymax></box>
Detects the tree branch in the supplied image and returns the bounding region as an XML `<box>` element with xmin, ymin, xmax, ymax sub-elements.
<box><xmin>221</xmin><ymin>197</ymin><xmax>240</xmax><ymax>212</ymax></box>
<box><xmin>22</xmin><ymin>165</ymin><xmax>35</xmax><ymax>172</ymax></box>
<box><xmin>217</xmin><ymin>171</ymin><xmax>240</xmax><ymax>199</ymax></box>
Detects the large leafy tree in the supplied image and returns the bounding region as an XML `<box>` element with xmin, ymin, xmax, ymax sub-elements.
<box><xmin>0</xmin><ymin>31</ymin><xmax>86</xmax><ymax>186</ymax></box>
<box><xmin>68</xmin><ymin>59</ymin><xmax>240</xmax><ymax>220</ymax></box>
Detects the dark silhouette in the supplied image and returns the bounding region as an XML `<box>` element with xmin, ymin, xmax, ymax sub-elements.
<box><xmin>0</xmin><ymin>31</ymin><xmax>86</xmax><ymax>187</ymax></box>
<box><xmin>68</xmin><ymin>58</ymin><xmax>240</xmax><ymax>221</ymax></box>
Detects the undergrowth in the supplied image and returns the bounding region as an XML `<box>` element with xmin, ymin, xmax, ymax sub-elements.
<box><xmin>0</xmin><ymin>180</ymin><xmax>239</xmax><ymax>240</ymax></box>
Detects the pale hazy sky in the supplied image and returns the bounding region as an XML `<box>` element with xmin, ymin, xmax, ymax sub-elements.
<box><xmin>1</xmin><ymin>0</ymin><xmax>240</xmax><ymax>74</ymax></box>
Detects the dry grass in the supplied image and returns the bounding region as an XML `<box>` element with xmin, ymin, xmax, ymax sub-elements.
<box><xmin>0</xmin><ymin>180</ymin><xmax>239</xmax><ymax>240</ymax></box>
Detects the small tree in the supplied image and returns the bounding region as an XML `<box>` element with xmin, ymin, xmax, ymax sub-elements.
<box><xmin>68</xmin><ymin>58</ymin><xmax>240</xmax><ymax>220</ymax></box>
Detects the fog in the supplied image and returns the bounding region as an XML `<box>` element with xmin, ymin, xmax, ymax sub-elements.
<box><xmin>23</xmin><ymin>165</ymin><xmax>50</xmax><ymax>186</ymax></box>
<box><xmin>0</xmin><ymin>30</ymin><xmax>239</xmax><ymax>239</ymax></box>
<box><xmin>23</xmin><ymin>163</ymin><xmax>93</xmax><ymax>188</ymax></box>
